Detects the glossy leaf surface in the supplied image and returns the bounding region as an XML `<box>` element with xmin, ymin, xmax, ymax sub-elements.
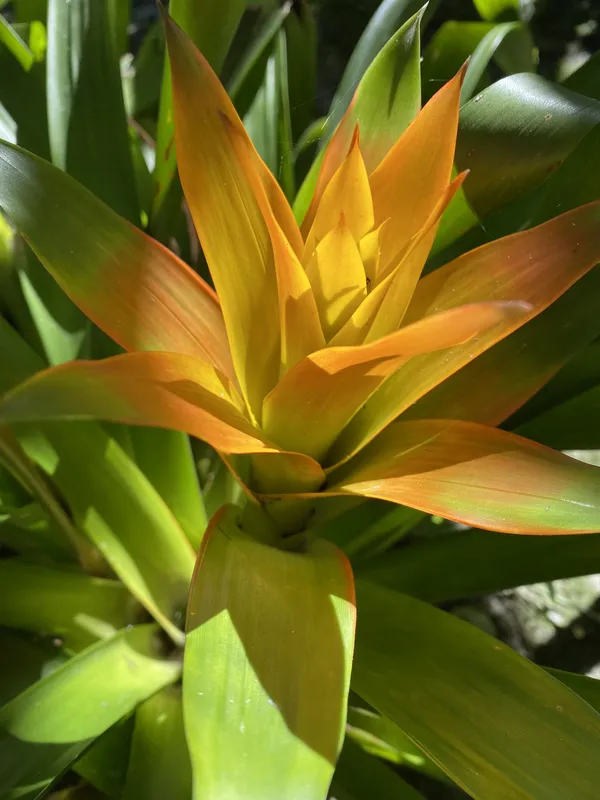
<box><xmin>354</xmin><ymin>582</ymin><xmax>600</xmax><ymax>800</ymax></box>
<box><xmin>0</xmin><ymin>625</ymin><xmax>180</xmax><ymax>798</ymax></box>
<box><xmin>183</xmin><ymin>506</ymin><xmax>356</xmax><ymax>800</ymax></box>
<box><xmin>333</xmin><ymin>419</ymin><xmax>600</xmax><ymax>534</ymax></box>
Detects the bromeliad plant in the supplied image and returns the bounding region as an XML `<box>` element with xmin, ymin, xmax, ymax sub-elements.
<box><xmin>3</xmin><ymin>5</ymin><xmax>600</xmax><ymax>800</ymax></box>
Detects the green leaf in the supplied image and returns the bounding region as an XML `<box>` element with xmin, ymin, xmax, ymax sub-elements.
<box><xmin>330</xmin><ymin>738</ymin><xmax>425</xmax><ymax>800</ymax></box>
<box><xmin>227</xmin><ymin>0</ymin><xmax>292</xmax><ymax>115</ymax></box>
<box><xmin>123</xmin><ymin>687</ymin><xmax>191</xmax><ymax>800</ymax></box>
<box><xmin>74</xmin><ymin>715</ymin><xmax>134</xmax><ymax>798</ymax></box>
<box><xmin>412</xmin><ymin>121</ymin><xmax>600</xmax><ymax>430</ymax></box>
<box><xmin>324</xmin><ymin>0</ymin><xmax>431</xmax><ymax>145</ymax></box>
<box><xmin>563</xmin><ymin>51</ymin><xmax>600</xmax><ymax>101</ymax></box>
<box><xmin>129</xmin><ymin>427</ymin><xmax>207</xmax><ymax>551</ymax></box>
<box><xmin>0</xmin><ymin>317</ymin><xmax>195</xmax><ymax>645</ymax></box>
<box><xmin>0</xmin><ymin>627</ymin><xmax>66</xmax><ymax>707</ymax></box>
<box><xmin>0</xmin><ymin>424</ymin><xmax>92</xmax><ymax>563</ymax></box>
<box><xmin>0</xmin><ymin>624</ymin><xmax>180</xmax><ymax>799</ymax></box>
<box><xmin>346</xmin><ymin>701</ymin><xmax>448</xmax><ymax>781</ymax></box>
<box><xmin>244</xmin><ymin>30</ymin><xmax>295</xmax><ymax>199</ymax></box>
<box><xmin>0</xmin><ymin>99</ymin><xmax>16</xmax><ymax>143</ymax></box>
<box><xmin>46</xmin><ymin>0</ymin><xmax>138</xmax><ymax>221</ymax></box>
<box><xmin>473</xmin><ymin>0</ymin><xmax>520</xmax><ymax>20</ymax></box>
<box><xmin>0</xmin><ymin>29</ymin><xmax>49</xmax><ymax>158</ymax></box>
<box><xmin>361</xmin><ymin>527</ymin><xmax>600</xmax><ymax>604</ymax></box>
<box><xmin>0</xmin><ymin>14</ymin><xmax>36</xmax><ymax>71</ymax></box>
<box><xmin>183</xmin><ymin>506</ymin><xmax>356</xmax><ymax>800</ymax></box>
<box><xmin>294</xmin><ymin>6</ymin><xmax>423</xmax><ymax>221</ymax></box>
<box><xmin>456</xmin><ymin>74</ymin><xmax>600</xmax><ymax>220</ymax></box>
<box><xmin>151</xmin><ymin>0</ymin><xmax>245</xmax><ymax>226</ymax></box>
<box><xmin>422</xmin><ymin>21</ymin><xmax>533</xmax><ymax>105</ymax></box>
<box><xmin>0</xmin><ymin>559</ymin><xmax>133</xmax><ymax>651</ymax></box>
<box><xmin>354</xmin><ymin>581</ymin><xmax>600</xmax><ymax>800</ymax></box>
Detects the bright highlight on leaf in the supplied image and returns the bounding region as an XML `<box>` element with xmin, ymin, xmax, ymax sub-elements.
<box><xmin>2</xmin><ymin>7</ymin><xmax>600</xmax><ymax>800</ymax></box>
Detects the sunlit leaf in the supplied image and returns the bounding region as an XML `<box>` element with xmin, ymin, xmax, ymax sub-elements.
<box><xmin>331</xmin><ymin>419</ymin><xmax>600</xmax><ymax>534</ymax></box>
<box><xmin>0</xmin><ymin>625</ymin><xmax>180</xmax><ymax>798</ymax></box>
<box><xmin>354</xmin><ymin>582</ymin><xmax>600</xmax><ymax>799</ymax></box>
<box><xmin>183</xmin><ymin>506</ymin><xmax>355</xmax><ymax>800</ymax></box>
<box><xmin>0</xmin><ymin>139</ymin><xmax>233</xmax><ymax>378</ymax></box>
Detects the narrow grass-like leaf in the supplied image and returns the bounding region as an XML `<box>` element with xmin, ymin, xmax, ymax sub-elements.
<box><xmin>0</xmin><ymin>625</ymin><xmax>180</xmax><ymax>799</ymax></box>
<box><xmin>46</xmin><ymin>0</ymin><xmax>138</xmax><ymax>221</ymax></box>
<box><xmin>183</xmin><ymin>505</ymin><xmax>356</xmax><ymax>800</ymax></box>
<box><xmin>354</xmin><ymin>582</ymin><xmax>600</xmax><ymax>800</ymax></box>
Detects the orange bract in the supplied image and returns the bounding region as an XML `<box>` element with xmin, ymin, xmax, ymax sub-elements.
<box><xmin>3</xmin><ymin>12</ymin><xmax>600</xmax><ymax>535</ymax></box>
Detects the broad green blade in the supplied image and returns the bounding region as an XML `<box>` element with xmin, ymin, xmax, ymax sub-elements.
<box><xmin>517</xmin><ymin>385</ymin><xmax>600</xmax><ymax>450</ymax></box>
<box><xmin>330</xmin><ymin>738</ymin><xmax>425</xmax><ymax>800</ymax></box>
<box><xmin>0</xmin><ymin>624</ymin><xmax>180</xmax><ymax>799</ymax></box>
<box><xmin>346</xmin><ymin>701</ymin><xmax>448</xmax><ymax>780</ymax></box>
<box><xmin>323</xmin><ymin>0</ymin><xmax>432</xmax><ymax>147</ymax></box>
<box><xmin>0</xmin><ymin>559</ymin><xmax>132</xmax><ymax>651</ymax></box>
<box><xmin>474</xmin><ymin>0</ymin><xmax>520</xmax><ymax>19</ymax></box>
<box><xmin>294</xmin><ymin>6</ymin><xmax>423</xmax><ymax>222</ymax></box>
<box><xmin>0</xmin><ymin>627</ymin><xmax>66</xmax><ymax>707</ymax></box>
<box><xmin>46</xmin><ymin>0</ymin><xmax>138</xmax><ymax>221</ymax></box>
<box><xmin>74</xmin><ymin>716</ymin><xmax>134</xmax><ymax>798</ymax></box>
<box><xmin>183</xmin><ymin>506</ymin><xmax>356</xmax><ymax>800</ymax></box>
<box><xmin>361</xmin><ymin>527</ymin><xmax>600</xmax><ymax>604</ymax></box>
<box><xmin>129</xmin><ymin>427</ymin><xmax>207</xmax><ymax>551</ymax></box>
<box><xmin>123</xmin><ymin>687</ymin><xmax>191</xmax><ymax>800</ymax></box>
<box><xmin>422</xmin><ymin>21</ymin><xmax>534</xmax><ymax>104</ymax></box>
<box><xmin>0</xmin><ymin>139</ymin><xmax>232</xmax><ymax>377</ymax></box>
<box><xmin>0</xmin><ymin>317</ymin><xmax>195</xmax><ymax>645</ymax></box>
<box><xmin>354</xmin><ymin>581</ymin><xmax>600</xmax><ymax>800</ymax></box>
<box><xmin>456</xmin><ymin>74</ymin><xmax>600</xmax><ymax>220</ymax></box>
<box><xmin>151</xmin><ymin>0</ymin><xmax>245</xmax><ymax>225</ymax></box>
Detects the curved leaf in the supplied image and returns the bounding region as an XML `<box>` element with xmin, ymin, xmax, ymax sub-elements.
<box><xmin>457</xmin><ymin>74</ymin><xmax>600</xmax><ymax>219</ymax></box>
<box><xmin>354</xmin><ymin>582</ymin><xmax>600</xmax><ymax>800</ymax></box>
<box><xmin>295</xmin><ymin>7</ymin><xmax>423</xmax><ymax>223</ymax></box>
<box><xmin>331</xmin><ymin>201</ymin><xmax>600</xmax><ymax>463</ymax></box>
<box><xmin>0</xmin><ymin>140</ymin><xmax>233</xmax><ymax>379</ymax></box>
<box><xmin>151</xmin><ymin>0</ymin><xmax>245</xmax><ymax>222</ymax></box>
<box><xmin>0</xmin><ymin>625</ymin><xmax>180</xmax><ymax>799</ymax></box>
<box><xmin>0</xmin><ymin>559</ymin><xmax>131</xmax><ymax>651</ymax></box>
<box><xmin>183</xmin><ymin>506</ymin><xmax>355</xmax><ymax>800</ymax></box>
<box><xmin>332</xmin><ymin>419</ymin><xmax>600</xmax><ymax>534</ymax></box>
